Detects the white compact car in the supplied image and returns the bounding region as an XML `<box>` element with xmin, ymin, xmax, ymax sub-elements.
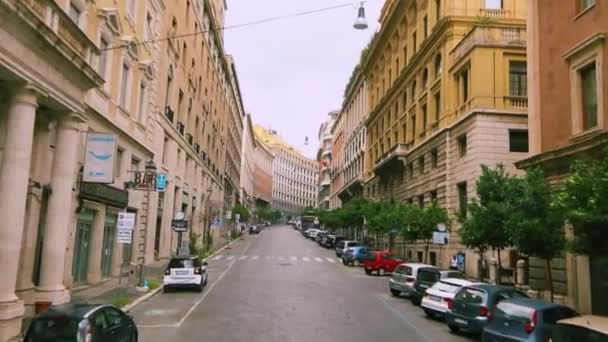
<box><xmin>163</xmin><ymin>256</ymin><xmax>208</xmax><ymax>292</ymax></box>
<box><xmin>421</xmin><ymin>278</ymin><xmax>475</xmax><ymax>317</ymax></box>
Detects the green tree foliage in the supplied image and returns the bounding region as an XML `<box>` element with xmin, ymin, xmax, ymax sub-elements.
<box><xmin>418</xmin><ymin>201</ymin><xmax>450</xmax><ymax>263</ymax></box>
<box><xmin>508</xmin><ymin>168</ymin><xmax>565</xmax><ymax>302</ymax></box>
<box><xmin>255</xmin><ymin>205</ymin><xmax>272</xmax><ymax>222</ymax></box>
<box><xmin>459</xmin><ymin>164</ymin><xmax>518</xmax><ymax>271</ymax></box>
<box><xmin>232</xmin><ymin>204</ymin><xmax>250</xmax><ymax>223</ymax></box>
<box><xmin>554</xmin><ymin>154</ymin><xmax>608</xmax><ymax>257</ymax></box>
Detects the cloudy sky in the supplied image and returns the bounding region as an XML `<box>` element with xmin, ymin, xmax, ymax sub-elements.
<box><xmin>224</xmin><ymin>0</ymin><xmax>384</xmax><ymax>159</ymax></box>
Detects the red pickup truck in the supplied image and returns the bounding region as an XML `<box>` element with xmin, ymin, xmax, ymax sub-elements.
<box><xmin>363</xmin><ymin>251</ymin><xmax>404</xmax><ymax>276</ymax></box>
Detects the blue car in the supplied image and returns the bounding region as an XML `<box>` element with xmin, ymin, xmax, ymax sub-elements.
<box><xmin>446</xmin><ymin>284</ymin><xmax>528</xmax><ymax>334</ymax></box>
<box><xmin>341</xmin><ymin>246</ymin><xmax>370</xmax><ymax>266</ymax></box>
<box><xmin>482</xmin><ymin>298</ymin><xmax>578</xmax><ymax>342</ymax></box>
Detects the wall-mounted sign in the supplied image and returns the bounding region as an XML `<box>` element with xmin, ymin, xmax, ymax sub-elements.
<box><xmin>171</xmin><ymin>219</ymin><xmax>188</xmax><ymax>232</ymax></box>
<box><xmin>156</xmin><ymin>173</ymin><xmax>167</xmax><ymax>191</ymax></box>
<box><xmin>83</xmin><ymin>133</ymin><xmax>117</xmax><ymax>183</ymax></box>
<box><xmin>133</xmin><ymin>171</ymin><xmax>157</xmax><ymax>190</ymax></box>
<box><xmin>116</xmin><ymin>212</ymin><xmax>136</xmax><ymax>244</ymax></box>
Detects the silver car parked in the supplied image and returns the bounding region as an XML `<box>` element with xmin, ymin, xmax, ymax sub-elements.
<box><xmin>389</xmin><ymin>263</ymin><xmax>435</xmax><ymax>297</ymax></box>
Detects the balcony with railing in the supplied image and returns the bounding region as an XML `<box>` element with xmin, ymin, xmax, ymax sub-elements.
<box><xmin>186</xmin><ymin>133</ymin><xmax>193</xmax><ymax>145</ymax></box>
<box><xmin>451</xmin><ymin>25</ymin><xmax>527</xmax><ymax>64</ymax></box>
<box><xmin>164</xmin><ymin>106</ymin><xmax>175</xmax><ymax>122</ymax></box>
<box><xmin>176</xmin><ymin>122</ymin><xmax>185</xmax><ymax>135</ymax></box>
<box><xmin>17</xmin><ymin>0</ymin><xmax>102</xmax><ymax>85</ymax></box>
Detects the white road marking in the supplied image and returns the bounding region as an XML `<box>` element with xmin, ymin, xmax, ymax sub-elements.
<box><xmin>265</xmin><ymin>256</ymin><xmax>272</xmax><ymax>260</ymax></box>
<box><xmin>326</xmin><ymin>258</ymin><xmax>335</xmax><ymax>263</ymax></box>
<box><xmin>290</xmin><ymin>256</ymin><xmax>298</xmax><ymax>261</ymax></box>
<box><xmin>302</xmin><ymin>257</ymin><xmax>310</xmax><ymax>262</ymax></box>
<box><xmin>238</xmin><ymin>255</ymin><xmax>248</xmax><ymax>260</ymax></box>
<box><xmin>226</xmin><ymin>255</ymin><xmax>235</xmax><ymax>260</ymax></box>
<box><xmin>211</xmin><ymin>255</ymin><xmax>223</xmax><ymax>261</ymax></box>
<box><xmin>336</xmin><ymin>258</ymin><xmax>342</xmax><ymax>263</ymax></box>
<box><xmin>252</xmin><ymin>256</ymin><xmax>259</xmax><ymax>260</ymax></box>
<box><xmin>314</xmin><ymin>257</ymin><xmax>323</xmax><ymax>263</ymax></box>
<box><xmin>277</xmin><ymin>256</ymin><xmax>285</xmax><ymax>260</ymax></box>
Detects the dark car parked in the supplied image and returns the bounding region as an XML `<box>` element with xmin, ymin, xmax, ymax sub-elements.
<box><xmin>249</xmin><ymin>225</ymin><xmax>261</xmax><ymax>234</ymax></box>
<box><xmin>410</xmin><ymin>267</ymin><xmax>465</xmax><ymax>305</ymax></box>
<box><xmin>24</xmin><ymin>303</ymin><xmax>138</xmax><ymax>342</ymax></box>
<box><xmin>445</xmin><ymin>284</ymin><xmax>529</xmax><ymax>334</ymax></box>
<box><xmin>482</xmin><ymin>298</ymin><xmax>579</xmax><ymax>342</ymax></box>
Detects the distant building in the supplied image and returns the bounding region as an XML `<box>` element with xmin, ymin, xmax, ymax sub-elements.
<box><xmin>255</xmin><ymin>126</ymin><xmax>318</xmax><ymax>215</ymax></box>
<box><xmin>317</xmin><ymin>111</ymin><xmax>338</xmax><ymax>209</ymax></box>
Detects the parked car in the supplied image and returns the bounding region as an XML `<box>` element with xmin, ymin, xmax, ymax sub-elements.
<box><xmin>24</xmin><ymin>303</ymin><xmax>138</xmax><ymax>342</ymax></box>
<box><xmin>362</xmin><ymin>251</ymin><xmax>404</xmax><ymax>276</ymax></box>
<box><xmin>342</xmin><ymin>246</ymin><xmax>371</xmax><ymax>266</ymax></box>
<box><xmin>410</xmin><ymin>267</ymin><xmax>465</xmax><ymax>305</ymax></box>
<box><xmin>163</xmin><ymin>256</ymin><xmax>208</xmax><ymax>292</ymax></box>
<box><xmin>421</xmin><ymin>278</ymin><xmax>475</xmax><ymax>318</ymax></box>
<box><xmin>319</xmin><ymin>234</ymin><xmax>333</xmax><ymax>247</ymax></box>
<box><xmin>445</xmin><ymin>284</ymin><xmax>529</xmax><ymax>334</ymax></box>
<box><xmin>306</xmin><ymin>229</ymin><xmax>322</xmax><ymax>239</ymax></box>
<box><xmin>324</xmin><ymin>235</ymin><xmax>345</xmax><ymax>248</ymax></box>
<box><xmin>389</xmin><ymin>263</ymin><xmax>435</xmax><ymax>297</ymax></box>
<box><xmin>335</xmin><ymin>240</ymin><xmax>360</xmax><ymax>258</ymax></box>
<box><xmin>249</xmin><ymin>225</ymin><xmax>261</xmax><ymax>234</ymax></box>
<box><xmin>315</xmin><ymin>231</ymin><xmax>329</xmax><ymax>243</ymax></box>
<box><xmin>552</xmin><ymin>315</ymin><xmax>608</xmax><ymax>341</ymax></box>
<box><xmin>482</xmin><ymin>298</ymin><xmax>579</xmax><ymax>342</ymax></box>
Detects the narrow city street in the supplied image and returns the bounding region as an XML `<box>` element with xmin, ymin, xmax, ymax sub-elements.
<box><xmin>130</xmin><ymin>225</ymin><xmax>476</xmax><ymax>342</ymax></box>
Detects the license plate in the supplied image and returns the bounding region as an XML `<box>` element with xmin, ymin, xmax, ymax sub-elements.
<box><xmin>454</xmin><ymin>318</ymin><xmax>468</xmax><ymax>325</ymax></box>
<box><xmin>430</xmin><ymin>295</ymin><xmax>442</xmax><ymax>302</ymax></box>
<box><xmin>174</xmin><ymin>270</ymin><xmax>190</xmax><ymax>275</ymax></box>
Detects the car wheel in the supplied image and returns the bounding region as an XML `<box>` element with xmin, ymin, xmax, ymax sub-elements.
<box><xmin>379</xmin><ymin>268</ymin><xmax>386</xmax><ymax>276</ymax></box>
<box><xmin>163</xmin><ymin>286</ymin><xmax>170</xmax><ymax>293</ymax></box>
<box><xmin>203</xmin><ymin>275</ymin><xmax>208</xmax><ymax>286</ymax></box>
<box><xmin>390</xmin><ymin>289</ymin><xmax>401</xmax><ymax>296</ymax></box>
<box><xmin>448</xmin><ymin>324</ymin><xmax>460</xmax><ymax>334</ymax></box>
<box><xmin>423</xmin><ymin>309</ymin><xmax>434</xmax><ymax>318</ymax></box>
<box><xmin>365</xmin><ymin>269</ymin><xmax>372</xmax><ymax>275</ymax></box>
<box><xmin>196</xmin><ymin>282</ymin><xmax>203</xmax><ymax>292</ymax></box>
<box><xmin>411</xmin><ymin>297</ymin><xmax>421</xmax><ymax>306</ymax></box>
<box><xmin>353</xmin><ymin>260</ymin><xmax>360</xmax><ymax>267</ymax></box>
<box><xmin>342</xmin><ymin>260</ymin><xmax>348</xmax><ymax>265</ymax></box>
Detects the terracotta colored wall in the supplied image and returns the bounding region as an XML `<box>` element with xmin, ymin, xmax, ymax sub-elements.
<box><xmin>537</xmin><ymin>0</ymin><xmax>608</xmax><ymax>152</ymax></box>
<box><xmin>253</xmin><ymin>166</ymin><xmax>272</xmax><ymax>203</ymax></box>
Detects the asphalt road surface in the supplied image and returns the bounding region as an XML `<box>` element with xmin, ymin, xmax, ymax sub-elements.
<box><xmin>130</xmin><ymin>225</ymin><xmax>477</xmax><ymax>342</ymax></box>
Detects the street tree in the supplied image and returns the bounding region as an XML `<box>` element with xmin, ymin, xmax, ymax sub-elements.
<box><xmin>508</xmin><ymin>168</ymin><xmax>565</xmax><ymax>302</ymax></box>
<box><xmin>232</xmin><ymin>204</ymin><xmax>250</xmax><ymax>223</ymax></box>
<box><xmin>459</xmin><ymin>164</ymin><xmax>518</xmax><ymax>273</ymax></box>
<box><xmin>417</xmin><ymin>201</ymin><xmax>450</xmax><ymax>264</ymax></box>
<box><xmin>553</xmin><ymin>153</ymin><xmax>608</xmax><ymax>257</ymax></box>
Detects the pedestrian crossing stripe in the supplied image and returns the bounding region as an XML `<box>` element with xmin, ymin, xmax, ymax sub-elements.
<box><xmin>226</xmin><ymin>256</ymin><xmax>235</xmax><ymax>260</ymax></box>
<box><xmin>326</xmin><ymin>258</ymin><xmax>335</xmax><ymax>263</ymax></box>
<box><xmin>211</xmin><ymin>255</ymin><xmax>223</xmax><ymax>261</ymax></box>
<box><xmin>302</xmin><ymin>257</ymin><xmax>310</xmax><ymax>262</ymax></box>
<box><xmin>290</xmin><ymin>256</ymin><xmax>297</xmax><ymax>261</ymax></box>
<box><xmin>314</xmin><ymin>257</ymin><xmax>323</xmax><ymax>262</ymax></box>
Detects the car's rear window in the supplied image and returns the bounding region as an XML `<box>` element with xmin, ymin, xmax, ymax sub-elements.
<box><xmin>26</xmin><ymin>316</ymin><xmax>80</xmax><ymax>342</ymax></box>
<box><xmin>432</xmin><ymin>280</ymin><xmax>463</xmax><ymax>294</ymax></box>
<box><xmin>336</xmin><ymin>241</ymin><xmax>345</xmax><ymax>249</ymax></box>
<box><xmin>552</xmin><ymin>324</ymin><xmax>608</xmax><ymax>342</ymax></box>
<box><xmin>417</xmin><ymin>269</ymin><xmax>439</xmax><ymax>282</ymax></box>
<box><xmin>455</xmin><ymin>287</ymin><xmax>487</xmax><ymax>304</ymax></box>
<box><xmin>445</xmin><ymin>271</ymin><xmax>465</xmax><ymax>279</ymax></box>
<box><xmin>169</xmin><ymin>259</ymin><xmax>195</xmax><ymax>268</ymax></box>
<box><xmin>494</xmin><ymin>302</ymin><xmax>535</xmax><ymax>322</ymax></box>
<box><xmin>367</xmin><ymin>253</ymin><xmax>377</xmax><ymax>261</ymax></box>
<box><xmin>347</xmin><ymin>242</ymin><xmax>360</xmax><ymax>248</ymax></box>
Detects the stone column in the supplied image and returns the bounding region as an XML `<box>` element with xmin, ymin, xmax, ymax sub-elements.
<box><xmin>35</xmin><ymin>114</ymin><xmax>83</xmax><ymax>304</ymax></box>
<box><xmin>0</xmin><ymin>87</ymin><xmax>38</xmax><ymax>341</ymax></box>
<box><xmin>86</xmin><ymin>205</ymin><xmax>105</xmax><ymax>285</ymax></box>
<box><xmin>16</xmin><ymin>119</ymin><xmax>53</xmax><ymax>300</ymax></box>
<box><xmin>159</xmin><ymin>180</ymin><xmax>175</xmax><ymax>259</ymax></box>
<box><xmin>110</xmin><ymin>227</ymin><xmax>123</xmax><ymax>278</ymax></box>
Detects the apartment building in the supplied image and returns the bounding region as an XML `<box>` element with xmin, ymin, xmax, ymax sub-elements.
<box><xmin>317</xmin><ymin>111</ymin><xmax>338</xmax><ymax>209</ymax></box>
<box><xmin>240</xmin><ymin>114</ymin><xmax>256</xmax><ymax>217</ymax></box>
<box><xmin>516</xmin><ymin>0</ymin><xmax>607</xmax><ymax>314</ymax></box>
<box><xmin>0</xmin><ymin>0</ymin><xmax>243</xmax><ymax>338</ymax></box>
<box><xmin>223</xmin><ymin>55</ymin><xmax>244</xmax><ymax>214</ymax></box>
<box><xmin>335</xmin><ymin>74</ymin><xmax>369</xmax><ymax>204</ymax></box>
<box><xmin>329</xmin><ymin>112</ymin><xmax>344</xmax><ymax>209</ymax></box>
<box><xmin>361</xmin><ymin>0</ymin><xmax>528</xmax><ymax>272</ymax></box>
<box><xmin>253</xmin><ymin>136</ymin><xmax>274</xmax><ymax>207</ymax></box>
<box><xmin>255</xmin><ymin>126</ymin><xmax>317</xmax><ymax>215</ymax></box>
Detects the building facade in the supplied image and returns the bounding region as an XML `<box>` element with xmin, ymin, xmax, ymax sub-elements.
<box><xmin>329</xmin><ymin>112</ymin><xmax>344</xmax><ymax>209</ymax></box>
<box><xmin>0</xmin><ymin>0</ymin><xmax>243</xmax><ymax>338</ymax></box>
<box><xmin>240</xmin><ymin>114</ymin><xmax>256</xmax><ymax>218</ymax></box>
<box><xmin>255</xmin><ymin>126</ymin><xmax>317</xmax><ymax>215</ymax></box>
<box><xmin>361</xmin><ymin>0</ymin><xmax>528</xmax><ymax>272</ymax></box>
<box><xmin>335</xmin><ymin>75</ymin><xmax>369</xmax><ymax>204</ymax></box>
<box><xmin>223</xmin><ymin>55</ymin><xmax>244</xmax><ymax>215</ymax></box>
<box><xmin>316</xmin><ymin>111</ymin><xmax>337</xmax><ymax>209</ymax></box>
<box><xmin>253</xmin><ymin>136</ymin><xmax>274</xmax><ymax>206</ymax></box>
<box><xmin>517</xmin><ymin>0</ymin><xmax>608</xmax><ymax>314</ymax></box>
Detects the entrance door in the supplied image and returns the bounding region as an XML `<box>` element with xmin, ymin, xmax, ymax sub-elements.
<box><xmin>72</xmin><ymin>209</ymin><xmax>94</xmax><ymax>284</ymax></box>
<box><xmin>590</xmin><ymin>257</ymin><xmax>608</xmax><ymax>316</ymax></box>
<box><xmin>101</xmin><ymin>212</ymin><xmax>117</xmax><ymax>277</ymax></box>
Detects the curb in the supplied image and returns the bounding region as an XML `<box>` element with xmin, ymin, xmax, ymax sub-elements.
<box><xmin>122</xmin><ymin>236</ymin><xmax>246</xmax><ymax>312</ymax></box>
